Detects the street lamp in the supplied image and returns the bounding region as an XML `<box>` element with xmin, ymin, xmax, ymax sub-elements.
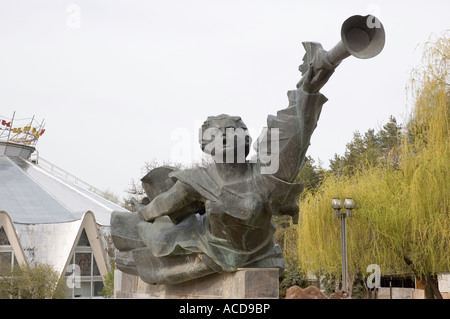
<box><xmin>332</xmin><ymin>198</ymin><xmax>355</xmax><ymax>292</ymax></box>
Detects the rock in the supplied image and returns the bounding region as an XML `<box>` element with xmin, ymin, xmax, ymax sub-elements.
<box><xmin>329</xmin><ymin>290</ymin><xmax>349</xmax><ymax>299</ymax></box>
<box><xmin>285</xmin><ymin>285</ymin><xmax>328</xmax><ymax>299</ymax></box>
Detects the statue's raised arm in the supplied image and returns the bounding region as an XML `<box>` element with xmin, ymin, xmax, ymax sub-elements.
<box><xmin>255</xmin><ymin>14</ymin><xmax>385</xmax><ymax>183</ymax></box>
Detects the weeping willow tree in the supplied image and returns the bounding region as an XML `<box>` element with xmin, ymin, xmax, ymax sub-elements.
<box><xmin>297</xmin><ymin>32</ymin><xmax>449</xmax><ymax>299</ymax></box>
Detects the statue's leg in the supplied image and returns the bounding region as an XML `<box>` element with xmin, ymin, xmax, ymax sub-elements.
<box><xmin>115</xmin><ymin>250</ymin><xmax>139</xmax><ymax>276</ymax></box>
<box><xmin>132</xmin><ymin>248</ymin><xmax>218</xmax><ymax>285</ymax></box>
<box><xmin>111</xmin><ymin>211</ymin><xmax>147</xmax><ymax>277</ymax></box>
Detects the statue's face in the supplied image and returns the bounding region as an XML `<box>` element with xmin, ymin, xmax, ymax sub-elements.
<box><xmin>200</xmin><ymin>115</ymin><xmax>252</xmax><ymax>163</ymax></box>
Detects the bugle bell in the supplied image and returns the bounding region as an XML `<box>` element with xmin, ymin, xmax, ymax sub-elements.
<box><xmin>326</xmin><ymin>14</ymin><xmax>386</xmax><ymax>66</ymax></box>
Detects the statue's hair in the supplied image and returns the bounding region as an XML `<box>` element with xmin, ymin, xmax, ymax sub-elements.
<box><xmin>202</xmin><ymin>114</ymin><xmax>246</xmax><ymax>128</ymax></box>
<box><xmin>200</xmin><ymin>114</ymin><xmax>252</xmax><ymax>157</ymax></box>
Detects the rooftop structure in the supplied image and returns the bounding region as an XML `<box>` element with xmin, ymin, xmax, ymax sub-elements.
<box><xmin>0</xmin><ymin>114</ymin><xmax>128</xmax><ymax>298</ymax></box>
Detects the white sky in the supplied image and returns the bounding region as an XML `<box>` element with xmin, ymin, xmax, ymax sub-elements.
<box><xmin>1</xmin><ymin>0</ymin><xmax>449</xmax><ymax>199</ymax></box>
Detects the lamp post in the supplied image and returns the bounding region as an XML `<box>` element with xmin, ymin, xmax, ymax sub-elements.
<box><xmin>332</xmin><ymin>198</ymin><xmax>355</xmax><ymax>292</ymax></box>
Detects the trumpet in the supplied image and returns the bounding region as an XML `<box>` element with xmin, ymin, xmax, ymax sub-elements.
<box><xmin>327</xmin><ymin>14</ymin><xmax>385</xmax><ymax>65</ymax></box>
<box><xmin>300</xmin><ymin>15</ymin><xmax>385</xmax><ymax>74</ymax></box>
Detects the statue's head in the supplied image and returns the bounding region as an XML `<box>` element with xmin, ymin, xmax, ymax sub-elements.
<box><xmin>200</xmin><ymin>114</ymin><xmax>252</xmax><ymax>163</ymax></box>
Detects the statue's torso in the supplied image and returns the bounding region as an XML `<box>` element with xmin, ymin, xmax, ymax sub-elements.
<box><xmin>204</xmin><ymin>165</ymin><xmax>275</xmax><ymax>251</ymax></box>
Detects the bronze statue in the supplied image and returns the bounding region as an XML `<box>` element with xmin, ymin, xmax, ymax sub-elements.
<box><xmin>111</xmin><ymin>15</ymin><xmax>385</xmax><ymax>285</ymax></box>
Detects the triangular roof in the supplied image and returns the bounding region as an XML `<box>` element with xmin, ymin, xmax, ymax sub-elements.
<box><xmin>0</xmin><ymin>143</ymin><xmax>125</xmax><ymax>292</ymax></box>
<box><xmin>0</xmin><ymin>154</ymin><xmax>127</xmax><ymax>225</ymax></box>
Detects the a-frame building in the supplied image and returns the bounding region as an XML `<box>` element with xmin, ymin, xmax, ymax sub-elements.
<box><xmin>0</xmin><ymin>141</ymin><xmax>128</xmax><ymax>298</ymax></box>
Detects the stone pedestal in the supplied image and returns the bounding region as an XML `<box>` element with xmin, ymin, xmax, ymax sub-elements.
<box><xmin>114</xmin><ymin>268</ymin><xmax>279</xmax><ymax>299</ymax></box>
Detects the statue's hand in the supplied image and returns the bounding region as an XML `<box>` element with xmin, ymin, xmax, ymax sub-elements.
<box><xmin>130</xmin><ymin>197</ymin><xmax>143</xmax><ymax>209</ymax></box>
<box><xmin>139</xmin><ymin>206</ymin><xmax>156</xmax><ymax>222</ymax></box>
<box><xmin>298</xmin><ymin>64</ymin><xmax>335</xmax><ymax>94</ymax></box>
<box><xmin>130</xmin><ymin>198</ymin><xmax>155</xmax><ymax>222</ymax></box>
<box><xmin>297</xmin><ymin>49</ymin><xmax>335</xmax><ymax>94</ymax></box>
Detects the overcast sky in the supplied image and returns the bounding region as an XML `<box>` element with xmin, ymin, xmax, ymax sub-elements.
<box><xmin>1</xmin><ymin>0</ymin><xmax>449</xmax><ymax>199</ymax></box>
